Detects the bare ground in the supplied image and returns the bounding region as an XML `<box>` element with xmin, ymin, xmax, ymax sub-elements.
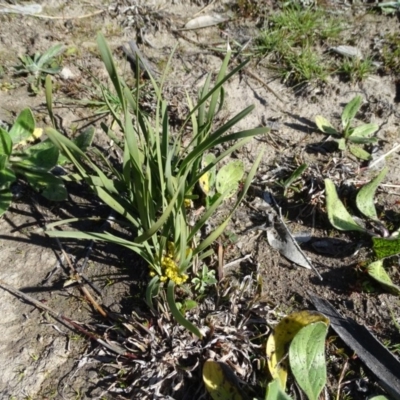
<box><xmin>1</xmin><ymin>0</ymin><xmax>400</xmax><ymax>399</ymax></box>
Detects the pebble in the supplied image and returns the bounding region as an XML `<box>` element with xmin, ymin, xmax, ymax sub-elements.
<box><xmin>60</xmin><ymin>67</ymin><xmax>75</xmax><ymax>80</ymax></box>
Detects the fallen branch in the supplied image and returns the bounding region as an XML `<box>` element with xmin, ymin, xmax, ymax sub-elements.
<box><xmin>0</xmin><ymin>279</ymin><xmax>137</xmax><ymax>359</ymax></box>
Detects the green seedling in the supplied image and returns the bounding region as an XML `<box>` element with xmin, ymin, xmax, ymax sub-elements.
<box><xmin>176</xmin><ymin>299</ymin><xmax>198</xmax><ymax>314</ymax></box>
<box><xmin>192</xmin><ymin>265</ymin><xmax>217</xmax><ymax>293</ymax></box>
<box><xmin>325</xmin><ymin>168</ymin><xmax>400</xmax><ymax>293</ymax></box>
<box><xmin>14</xmin><ymin>44</ymin><xmax>64</xmax><ymax>93</ymax></box>
<box><xmin>45</xmin><ymin>33</ymin><xmax>268</xmax><ymax>337</ymax></box>
<box><xmin>0</xmin><ymin>108</ymin><xmax>94</xmax><ymax>217</ymax></box>
<box><xmin>281</xmin><ymin>47</ymin><xmax>329</xmax><ymax>87</ymax></box>
<box><xmin>277</xmin><ymin>163</ymin><xmax>308</xmax><ymax>196</ymax></box>
<box><xmin>375</xmin><ymin>0</ymin><xmax>400</xmax><ymax>14</ymax></box>
<box><xmin>316</xmin><ymin>95</ymin><xmax>379</xmax><ymax>160</ymax></box>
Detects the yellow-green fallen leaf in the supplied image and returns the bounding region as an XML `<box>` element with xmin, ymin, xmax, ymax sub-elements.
<box><xmin>216</xmin><ymin>160</ymin><xmax>244</xmax><ymax>198</ymax></box>
<box><xmin>266</xmin><ymin>311</ymin><xmax>329</xmax><ymax>389</ymax></box>
<box><xmin>203</xmin><ymin>359</ymin><xmax>244</xmax><ymax>400</ymax></box>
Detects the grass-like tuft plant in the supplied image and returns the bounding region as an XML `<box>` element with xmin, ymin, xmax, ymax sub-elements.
<box><xmin>13</xmin><ymin>44</ymin><xmax>64</xmax><ymax>94</ymax></box>
<box><xmin>256</xmin><ymin>5</ymin><xmax>342</xmax><ymax>86</ymax></box>
<box><xmin>44</xmin><ymin>33</ymin><xmax>268</xmax><ymax>337</ymax></box>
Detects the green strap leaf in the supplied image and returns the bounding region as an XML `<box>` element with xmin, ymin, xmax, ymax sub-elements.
<box><xmin>282</xmin><ymin>163</ymin><xmax>308</xmax><ymax>191</ymax></box>
<box><xmin>167</xmin><ymin>280</ymin><xmax>203</xmax><ymax>338</ymax></box>
<box><xmin>19</xmin><ymin>145</ymin><xmax>59</xmax><ymax>170</ymax></box>
<box><xmin>348</xmin><ymin>136</ymin><xmax>378</xmax><ymax>144</ymax></box>
<box><xmin>96</xmin><ymin>33</ymin><xmax>126</xmax><ymax>113</ymax></box>
<box><xmin>342</xmin><ymin>95</ymin><xmax>362</xmax><ymax>130</ymax></box>
<box><xmin>315</xmin><ymin>116</ymin><xmax>338</xmax><ymax>135</ymax></box>
<box><xmin>22</xmin><ymin>170</ymin><xmax>67</xmax><ymax>201</ymax></box>
<box><xmin>37</xmin><ymin>43</ymin><xmax>64</xmax><ymax>67</ymax></box>
<box><xmin>8</xmin><ymin>108</ymin><xmax>35</xmax><ymax>144</ymax></box>
<box><xmin>266</xmin><ymin>379</ymin><xmax>293</xmax><ymax>400</ymax></box>
<box><xmin>350</xmin><ymin>123</ymin><xmax>379</xmax><ymax>138</ymax></box>
<box><xmin>46</xmin><ymin>229</ymin><xmax>152</xmax><ymax>263</ymax></box>
<box><xmin>324</xmin><ymin>179</ymin><xmax>365</xmax><ymax>232</ymax></box>
<box><xmin>289</xmin><ymin>321</ymin><xmax>328</xmax><ymax>400</ymax></box>
<box><xmin>337</xmin><ymin>138</ymin><xmax>346</xmax><ymax>151</ymax></box>
<box><xmin>356</xmin><ymin>167</ymin><xmax>388</xmax><ymax>220</ymax></box>
<box><xmin>0</xmin><ymin>127</ymin><xmax>12</xmax><ymax>157</ymax></box>
<box><xmin>367</xmin><ymin>260</ymin><xmax>400</xmax><ymax>295</ymax></box>
<box><xmin>348</xmin><ymin>144</ymin><xmax>371</xmax><ymax>160</ymax></box>
<box><xmin>146</xmin><ymin>276</ymin><xmax>160</xmax><ymax>309</ymax></box>
<box><xmin>0</xmin><ymin>185</ymin><xmax>12</xmax><ymax>217</ymax></box>
<box><xmin>0</xmin><ymin>167</ymin><xmax>16</xmax><ymax>186</ymax></box>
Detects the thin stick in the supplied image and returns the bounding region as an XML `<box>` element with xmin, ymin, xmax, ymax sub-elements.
<box><xmin>58</xmin><ymin>243</ymin><xmax>108</xmax><ymax>318</ymax></box>
<box><xmin>0</xmin><ymin>278</ymin><xmax>75</xmax><ymax>330</ymax></box>
<box><xmin>223</xmin><ymin>254</ymin><xmax>252</xmax><ymax>269</ymax></box>
<box><xmin>336</xmin><ymin>357</ymin><xmax>349</xmax><ymax>400</ymax></box>
<box><xmin>192</xmin><ymin>0</ymin><xmax>216</xmax><ymax>17</ymax></box>
<box><xmin>0</xmin><ymin>279</ymin><xmax>137</xmax><ymax>358</ymax></box>
<box><xmin>368</xmin><ymin>142</ymin><xmax>400</xmax><ymax>170</ymax></box>
<box><xmin>123</xmin><ymin>41</ymin><xmax>160</xmax><ymax>78</ymax></box>
<box><xmin>31</xmin><ymin>199</ymin><xmax>107</xmax><ymax>317</ymax></box>
<box><xmin>0</xmin><ymin>6</ymin><xmax>105</xmax><ymax>20</ymax></box>
<box><xmin>381</xmin><ymin>183</ymin><xmax>400</xmax><ymax>188</ymax></box>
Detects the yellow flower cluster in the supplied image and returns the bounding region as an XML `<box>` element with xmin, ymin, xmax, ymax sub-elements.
<box><xmin>184</xmin><ymin>198</ymin><xmax>192</xmax><ymax>208</ymax></box>
<box><xmin>160</xmin><ymin>255</ymin><xmax>188</xmax><ymax>285</ymax></box>
<box><xmin>149</xmin><ymin>242</ymin><xmax>189</xmax><ymax>285</ymax></box>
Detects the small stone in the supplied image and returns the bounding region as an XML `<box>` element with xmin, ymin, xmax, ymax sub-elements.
<box><xmin>59</xmin><ymin>67</ymin><xmax>75</xmax><ymax>80</ymax></box>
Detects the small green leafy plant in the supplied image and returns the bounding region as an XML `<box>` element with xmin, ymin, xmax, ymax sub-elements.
<box><xmin>192</xmin><ymin>265</ymin><xmax>217</xmax><ymax>293</ymax></box>
<box><xmin>276</xmin><ymin>163</ymin><xmax>308</xmax><ymax>196</ymax></box>
<box><xmin>375</xmin><ymin>0</ymin><xmax>400</xmax><ymax>14</ymax></box>
<box><xmin>0</xmin><ymin>108</ymin><xmax>94</xmax><ymax>217</ymax></box>
<box><xmin>45</xmin><ymin>33</ymin><xmax>268</xmax><ymax>337</ymax></box>
<box><xmin>325</xmin><ymin>168</ymin><xmax>400</xmax><ymax>293</ymax></box>
<box><xmin>0</xmin><ymin>108</ymin><xmax>66</xmax><ymax>215</ymax></box>
<box><xmin>315</xmin><ymin>95</ymin><xmax>379</xmax><ymax>160</ymax></box>
<box><xmin>14</xmin><ymin>44</ymin><xmax>64</xmax><ymax>93</ymax></box>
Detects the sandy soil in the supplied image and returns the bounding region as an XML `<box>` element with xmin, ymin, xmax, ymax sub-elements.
<box><xmin>1</xmin><ymin>0</ymin><xmax>400</xmax><ymax>399</ymax></box>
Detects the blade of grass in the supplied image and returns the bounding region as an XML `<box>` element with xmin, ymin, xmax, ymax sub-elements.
<box><xmin>167</xmin><ymin>280</ymin><xmax>203</xmax><ymax>338</ymax></box>
<box><xmin>96</xmin><ymin>33</ymin><xmax>126</xmax><ymax>112</ymax></box>
<box><xmin>45</xmin><ymin>75</ymin><xmax>55</xmax><ymax>127</ymax></box>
